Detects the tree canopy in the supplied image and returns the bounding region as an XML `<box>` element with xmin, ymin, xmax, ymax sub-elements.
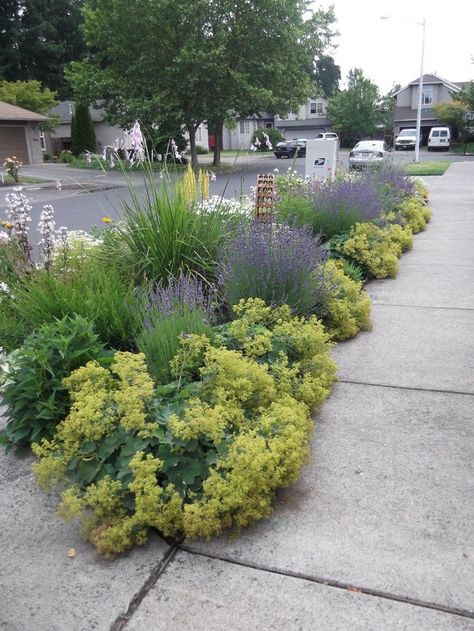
<box><xmin>327</xmin><ymin>69</ymin><xmax>381</xmax><ymax>146</ymax></box>
<box><xmin>0</xmin><ymin>0</ymin><xmax>85</xmax><ymax>98</ymax></box>
<box><xmin>67</xmin><ymin>0</ymin><xmax>336</xmax><ymax>165</ymax></box>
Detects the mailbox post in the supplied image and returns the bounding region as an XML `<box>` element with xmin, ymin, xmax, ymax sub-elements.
<box><xmin>304</xmin><ymin>139</ymin><xmax>339</xmax><ymax>181</ymax></box>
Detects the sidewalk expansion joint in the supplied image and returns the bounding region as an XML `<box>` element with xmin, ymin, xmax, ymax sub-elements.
<box><xmin>110</xmin><ymin>545</ymin><xmax>178</xmax><ymax>631</ymax></box>
<box><xmin>338</xmin><ymin>379</ymin><xmax>474</xmax><ymax>397</ymax></box>
<box><xmin>179</xmin><ymin>547</ymin><xmax>474</xmax><ymax>620</ymax></box>
<box><xmin>372</xmin><ymin>302</ymin><xmax>474</xmax><ymax>312</ymax></box>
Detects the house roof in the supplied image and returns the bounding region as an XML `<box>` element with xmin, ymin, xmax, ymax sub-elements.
<box><xmin>392</xmin><ymin>74</ymin><xmax>461</xmax><ymax>97</ymax></box>
<box><xmin>0</xmin><ymin>101</ymin><xmax>49</xmax><ymax>122</ymax></box>
<box><xmin>50</xmin><ymin>100</ymin><xmax>105</xmax><ymax>123</ymax></box>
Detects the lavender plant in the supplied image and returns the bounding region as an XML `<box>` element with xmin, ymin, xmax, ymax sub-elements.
<box><xmin>218</xmin><ymin>221</ymin><xmax>330</xmax><ymax>317</ymax></box>
<box><xmin>135</xmin><ymin>272</ymin><xmax>214</xmax><ymax>383</ymax></box>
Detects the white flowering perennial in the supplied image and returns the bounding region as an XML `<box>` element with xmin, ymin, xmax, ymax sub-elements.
<box><xmin>38</xmin><ymin>205</ymin><xmax>56</xmax><ymax>268</ymax></box>
<box><xmin>5</xmin><ymin>187</ymin><xmax>32</xmax><ymax>259</ymax></box>
<box><xmin>0</xmin><ymin>231</ymin><xmax>10</xmax><ymax>243</ymax></box>
<box><xmin>129</xmin><ymin>121</ymin><xmax>146</xmax><ymax>165</ymax></box>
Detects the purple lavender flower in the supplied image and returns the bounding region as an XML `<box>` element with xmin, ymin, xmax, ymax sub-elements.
<box><xmin>146</xmin><ymin>272</ymin><xmax>214</xmax><ymax>321</ymax></box>
<box><xmin>218</xmin><ymin>221</ymin><xmax>329</xmax><ymax>316</ymax></box>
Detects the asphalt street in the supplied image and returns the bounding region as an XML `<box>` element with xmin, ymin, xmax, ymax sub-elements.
<box><xmin>1</xmin><ymin>149</ymin><xmax>472</xmax><ymax>233</ymax></box>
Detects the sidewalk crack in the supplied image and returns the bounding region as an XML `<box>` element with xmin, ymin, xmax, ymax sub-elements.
<box><xmin>110</xmin><ymin>545</ymin><xmax>178</xmax><ymax>631</ymax></box>
<box><xmin>179</xmin><ymin>547</ymin><xmax>474</xmax><ymax>620</ymax></box>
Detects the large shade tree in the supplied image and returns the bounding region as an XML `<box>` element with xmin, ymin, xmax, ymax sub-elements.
<box><xmin>0</xmin><ymin>0</ymin><xmax>85</xmax><ymax>98</ymax></box>
<box><xmin>67</xmin><ymin>0</ymin><xmax>336</xmax><ymax>166</ymax></box>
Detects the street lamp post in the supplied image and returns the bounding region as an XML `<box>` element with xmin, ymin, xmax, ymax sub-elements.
<box><xmin>381</xmin><ymin>16</ymin><xmax>426</xmax><ymax>163</ymax></box>
<box><xmin>414</xmin><ymin>19</ymin><xmax>426</xmax><ymax>163</ymax></box>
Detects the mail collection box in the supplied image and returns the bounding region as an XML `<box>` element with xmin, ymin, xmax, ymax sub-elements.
<box><xmin>304</xmin><ymin>139</ymin><xmax>339</xmax><ymax>181</ymax></box>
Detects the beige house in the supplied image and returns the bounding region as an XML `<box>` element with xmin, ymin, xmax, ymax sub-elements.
<box><xmin>0</xmin><ymin>101</ymin><xmax>49</xmax><ymax>165</ymax></box>
<box><xmin>392</xmin><ymin>74</ymin><xmax>462</xmax><ymax>144</ymax></box>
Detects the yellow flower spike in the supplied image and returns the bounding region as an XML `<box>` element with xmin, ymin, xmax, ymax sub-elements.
<box><xmin>101</xmin><ymin>216</ymin><xmax>113</xmax><ymax>224</ymax></box>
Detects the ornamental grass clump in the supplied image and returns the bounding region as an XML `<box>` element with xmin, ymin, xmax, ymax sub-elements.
<box><xmin>218</xmin><ymin>220</ymin><xmax>329</xmax><ymax>316</ymax></box>
<box><xmin>32</xmin><ymin>299</ymin><xmax>337</xmax><ymax>556</ymax></box>
<box><xmin>135</xmin><ymin>272</ymin><xmax>215</xmax><ymax>383</ymax></box>
<box><xmin>108</xmin><ymin>182</ymin><xmax>235</xmax><ymax>285</ymax></box>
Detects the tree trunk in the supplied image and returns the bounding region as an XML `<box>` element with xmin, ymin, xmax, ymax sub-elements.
<box><xmin>188</xmin><ymin>125</ymin><xmax>198</xmax><ymax>168</ymax></box>
<box><xmin>213</xmin><ymin>119</ymin><xmax>224</xmax><ymax>166</ymax></box>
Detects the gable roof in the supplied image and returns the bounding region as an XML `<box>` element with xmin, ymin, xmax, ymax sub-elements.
<box><xmin>50</xmin><ymin>100</ymin><xmax>105</xmax><ymax>123</ymax></box>
<box><xmin>0</xmin><ymin>101</ymin><xmax>49</xmax><ymax>122</ymax></box>
<box><xmin>392</xmin><ymin>74</ymin><xmax>461</xmax><ymax>97</ymax></box>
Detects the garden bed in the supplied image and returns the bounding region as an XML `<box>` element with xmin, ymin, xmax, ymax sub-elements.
<box><xmin>0</xmin><ymin>161</ymin><xmax>431</xmax><ymax>557</ymax></box>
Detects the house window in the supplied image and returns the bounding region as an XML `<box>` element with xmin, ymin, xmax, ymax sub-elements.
<box><xmin>422</xmin><ymin>85</ymin><xmax>433</xmax><ymax>105</ymax></box>
<box><xmin>39</xmin><ymin>130</ymin><xmax>46</xmax><ymax>151</ymax></box>
<box><xmin>239</xmin><ymin>119</ymin><xmax>251</xmax><ymax>134</ymax></box>
<box><xmin>196</xmin><ymin>126</ymin><xmax>202</xmax><ymax>142</ymax></box>
<box><xmin>265</xmin><ymin>122</ymin><xmax>273</xmax><ymax>129</ymax></box>
<box><xmin>316</xmin><ymin>102</ymin><xmax>324</xmax><ymax>115</ymax></box>
<box><xmin>310</xmin><ymin>101</ymin><xmax>317</xmax><ymax>114</ymax></box>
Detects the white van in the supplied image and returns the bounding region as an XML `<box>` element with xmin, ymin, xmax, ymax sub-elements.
<box><xmin>428</xmin><ymin>127</ymin><xmax>450</xmax><ymax>151</ymax></box>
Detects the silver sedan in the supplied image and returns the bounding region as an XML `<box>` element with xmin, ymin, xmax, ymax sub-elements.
<box><xmin>349</xmin><ymin>140</ymin><xmax>392</xmax><ymax>170</ymax></box>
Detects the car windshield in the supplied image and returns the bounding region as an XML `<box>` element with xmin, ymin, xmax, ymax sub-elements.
<box><xmin>354</xmin><ymin>141</ymin><xmax>383</xmax><ymax>150</ymax></box>
<box><xmin>399</xmin><ymin>130</ymin><xmax>416</xmax><ymax>136</ymax></box>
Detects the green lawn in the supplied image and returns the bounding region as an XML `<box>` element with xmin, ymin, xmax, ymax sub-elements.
<box><xmin>403</xmin><ymin>161</ymin><xmax>452</xmax><ymax>176</ymax></box>
<box><xmin>1</xmin><ymin>174</ymin><xmax>51</xmax><ymax>186</ymax></box>
<box><xmin>450</xmin><ymin>142</ymin><xmax>474</xmax><ymax>155</ymax></box>
<box><xmin>65</xmin><ymin>157</ymin><xmax>233</xmax><ymax>173</ymax></box>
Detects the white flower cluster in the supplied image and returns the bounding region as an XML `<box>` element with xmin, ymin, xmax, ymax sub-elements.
<box><xmin>5</xmin><ymin>187</ymin><xmax>32</xmax><ymax>248</ymax></box>
<box><xmin>193</xmin><ymin>195</ymin><xmax>254</xmax><ymax>216</ymax></box>
<box><xmin>0</xmin><ymin>231</ymin><xmax>10</xmax><ymax>243</ymax></box>
<box><xmin>38</xmin><ymin>205</ymin><xmax>56</xmax><ymax>268</ymax></box>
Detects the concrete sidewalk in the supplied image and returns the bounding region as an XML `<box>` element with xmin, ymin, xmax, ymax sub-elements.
<box><xmin>1</xmin><ymin>163</ymin><xmax>474</xmax><ymax>630</ymax></box>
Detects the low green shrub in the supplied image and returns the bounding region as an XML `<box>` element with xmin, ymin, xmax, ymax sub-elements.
<box><xmin>1</xmin><ymin>315</ymin><xmax>108</xmax><ymax>450</ymax></box>
<box><xmin>32</xmin><ymin>299</ymin><xmax>336</xmax><ymax>556</ymax></box>
<box><xmin>322</xmin><ymin>260</ymin><xmax>372</xmax><ymax>341</ymax></box>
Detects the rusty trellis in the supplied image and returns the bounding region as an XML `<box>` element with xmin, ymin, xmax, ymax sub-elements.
<box><xmin>255</xmin><ymin>173</ymin><xmax>276</xmax><ymax>220</ymax></box>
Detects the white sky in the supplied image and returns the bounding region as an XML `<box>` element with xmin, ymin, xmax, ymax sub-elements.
<box><xmin>314</xmin><ymin>0</ymin><xmax>474</xmax><ymax>94</ymax></box>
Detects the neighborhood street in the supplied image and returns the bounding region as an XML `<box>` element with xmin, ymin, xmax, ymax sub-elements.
<box><xmin>2</xmin><ymin>149</ymin><xmax>472</xmax><ymax>233</ymax></box>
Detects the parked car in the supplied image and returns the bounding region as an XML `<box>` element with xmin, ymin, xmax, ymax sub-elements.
<box><xmin>316</xmin><ymin>132</ymin><xmax>339</xmax><ymax>140</ymax></box>
<box><xmin>428</xmin><ymin>127</ymin><xmax>450</xmax><ymax>151</ymax></box>
<box><xmin>349</xmin><ymin>140</ymin><xmax>391</xmax><ymax>170</ymax></box>
<box><xmin>273</xmin><ymin>139</ymin><xmax>306</xmax><ymax>158</ymax></box>
<box><xmin>394</xmin><ymin>129</ymin><xmax>419</xmax><ymax>151</ymax></box>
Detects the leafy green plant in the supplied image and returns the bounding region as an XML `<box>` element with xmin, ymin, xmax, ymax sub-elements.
<box><xmin>1</xmin><ymin>253</ymin><xmax>136</xmax><ymax>350</ymax></box>
<box><xmin>322</xmin><ymin>260</ymin><xmax>371</xmax><ymax>340</ymax></box>
<box><xmin>1</xmin><ymin>315</ymin><xmax>109</xmax><ymax>450</ymax></box>
<box><xmin>32</xmin><ymin>299</ymin><xmax>337</xmax><ymax>556</ymax></box>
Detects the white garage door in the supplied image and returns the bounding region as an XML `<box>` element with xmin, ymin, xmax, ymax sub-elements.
<box><xmin>0</xmin><ymin>126</ymin><xmax>30</xmax><ymax>165</ymax></box>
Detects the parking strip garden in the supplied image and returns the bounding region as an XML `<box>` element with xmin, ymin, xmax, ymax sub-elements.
<box><xmin>1</xmin><ymin>160</ymin><xmax>473</xmax><ymax>630</ymax></box>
